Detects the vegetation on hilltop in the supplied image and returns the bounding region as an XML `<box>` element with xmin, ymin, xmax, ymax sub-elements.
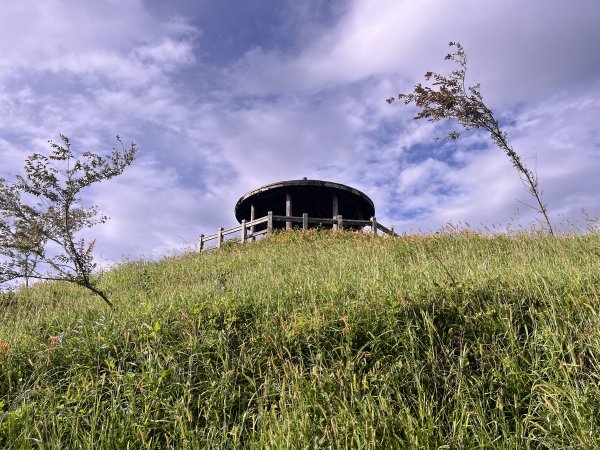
<box><xmin>0</xmin><ymin>135</ymin><xmax>137</xmax><ymax>306</ymax></box>
<box><xmin>1</xmin><ymin>230</ymin><xmax>599</xmax><ymax>448</ymax></box>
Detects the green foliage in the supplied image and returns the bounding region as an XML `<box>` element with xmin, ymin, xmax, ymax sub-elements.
<box><xmin>0</xmin><ymin>135</ymin><xmax>137</xmax><ymax>306</ymax></box>
<box><xmin>1</xmin><ymin>230</ymin><xmax>599</xmax><ymax>448</ymax></box>
<box><xmin>389</xmin><ymin>42</ymin><xmax>554</xmax><ymax>235</ymax></box>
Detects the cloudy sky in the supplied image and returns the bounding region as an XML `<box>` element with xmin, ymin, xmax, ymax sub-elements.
<box><xmin>1</xmin><ymin>0</ymin><xmax>599</xmax><ymax>262</ymax></box>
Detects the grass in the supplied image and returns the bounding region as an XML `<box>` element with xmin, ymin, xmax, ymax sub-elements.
<box><xmin>1</xmin><ymin>229</ymin><xmax>599</xmax><ymax>448</ymax></box>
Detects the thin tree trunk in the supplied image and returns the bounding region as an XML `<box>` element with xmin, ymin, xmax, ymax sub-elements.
<box><xmin>83</xmin><ymin>283</ymin><xmax>113</xmax><ymax>308</ymax></box>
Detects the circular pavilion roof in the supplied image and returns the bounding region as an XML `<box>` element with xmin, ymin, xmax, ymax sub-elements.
<box><xmin>234</xmin><ymin>179</ymin><xmax>375</xmax><ymax>225</ymax></box>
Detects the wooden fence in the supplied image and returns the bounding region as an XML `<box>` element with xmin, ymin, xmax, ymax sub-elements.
<box><xmin>198</xmin><ymin>212</ymin><xmax>395</xmax><ymax>251</ymax></box>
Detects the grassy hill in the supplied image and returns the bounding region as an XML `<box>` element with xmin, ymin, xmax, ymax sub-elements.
<box><xmin>1</xmin><ymin>230</ymin><xmax>599</xmax><ymax>449</ymax></box>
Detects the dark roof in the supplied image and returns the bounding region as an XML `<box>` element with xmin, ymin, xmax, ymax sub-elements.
<box><xmin>234</xmin><ymin>179</ymin><xmax>375</xmax><ymax>224</ymax></box>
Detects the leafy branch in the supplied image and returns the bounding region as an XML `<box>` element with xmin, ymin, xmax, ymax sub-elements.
<box><xmin>0</xmin><ymin>135</ymin><xmax>137</xmax><ymax>306</ymax></box>
<box><xmin>388</xmin><ymin>42</ymin><xmax>553</xmax><ymax>235</ymax></box>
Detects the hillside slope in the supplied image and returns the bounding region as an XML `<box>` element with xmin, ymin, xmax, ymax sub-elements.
<box><xmin>1</xmin><ymin>230</ymin><xmax>599</xmax><ymax>448</ymax></box>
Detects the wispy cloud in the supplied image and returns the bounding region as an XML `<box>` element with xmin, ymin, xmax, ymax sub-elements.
<box><xmin>1</xmin><ymin>0</ymin><xmax>599</xmax><ymax>263</ymax></box>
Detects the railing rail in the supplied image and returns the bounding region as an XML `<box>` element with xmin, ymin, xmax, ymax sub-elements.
<box><xmin>197</xmin><ymin>212</ymin><xmax>396</xmax><ymax>251</ymax></box>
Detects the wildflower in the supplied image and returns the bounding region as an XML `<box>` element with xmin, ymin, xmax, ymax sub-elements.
<box><xmin>0</xmin><ymin>341</ymin><xmax>9</xmax><ymax>354</ymax></box>
<box><xmin>339</xmin><ymin>316</ymin><xmax>350</xmax><ymax>333</ymax></box>
<box><xmin>262</xmin><ymin>333</ymin><xmax>273</xmax><ymax>345</ymax></box>
<box><xmin>49</xmin><ymin>332</ymin><xmax>65</xmax><ymax>347</ymax></box>
<box><xmin>181</xmin><ymin>310</ymin><xmax>193</xmax><ymax>325</ymax></box>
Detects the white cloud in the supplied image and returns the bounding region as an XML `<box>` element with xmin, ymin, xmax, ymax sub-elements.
<box><xmin>232</xmin><ymin>0</ymin><xmax>600</xmax><ymax>105</ymax></box>
<box><xmin>87</xmin><ymin>159</ymin><xmax>215</xmax><ymax>261</ymax></box>
<box><xmin>1</xmin><ymin>0</ymin><xmax>600</xmax><ymax>267</ymax></box>
<box><xmin>133</xmin><ymin>39</ymin><xmax>196</xmax><ymax>66</ymax></box>
<box><xmin>0</xmin><ymin>0</ymin><xmax>197</xmax><ymax>87</ymax></box>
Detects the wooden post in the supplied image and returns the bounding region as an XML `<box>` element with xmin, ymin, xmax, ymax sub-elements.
<box><xmin>332</xmin><ymin>193</ymin><xmax>338</xmax><ymax>217</ymax></box>
<box><xmin>198</xmin><ymin>234</ymin><xmax>204</xmax><ymax>252</ymax></box>
<box><xmin>332</xmin><ymin>194</ymin><xmax>339</xmax><ymax>230</ymax></box>
<box><xmin>371</xmin><ymin>217</ymin><xmax>377</xmax><ymax>235</ymax></box>
<box><xmin>302</xmin><ymin>213</ymin><xmax>308</xmax><ymax>230</ymax></box>
<box><xmin>267</xmin><ymin>211</ymin><xmax>273</xmax><ymax>235</ymax></box>
<box><xmin>250</xmin><ymin>204</ymin><xmax>255</xmax><ymax>241</ymax></box>
<box><xmin>241</xmin><ymin>220</ymin><xmax>247</xmax><ymax>243</ymax></box>
<box><xmin>337</xmin><ymin>215</ymin><xmax>343</xmax><ymax>230</ymax></box>
<box><xmin>217</xmin><ymin>227</ymin><xmax>223</xmax><ymax>248</ymax></box>
<box><xmin>286</xmin><ymin>192</ymin><xmax>292</xmax><ymax>230</ymax></box>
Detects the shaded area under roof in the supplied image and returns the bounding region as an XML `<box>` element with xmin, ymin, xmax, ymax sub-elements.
<box><xmin>234</xmin><ymin>179</ymin><xmax>375</xmax><ymax>230</ymax></box>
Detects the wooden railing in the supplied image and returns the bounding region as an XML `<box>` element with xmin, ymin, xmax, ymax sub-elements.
<box><xmin>197</xmin><ymin>212</ymin><xmax>395</xmax><ymax>251</ymax></box>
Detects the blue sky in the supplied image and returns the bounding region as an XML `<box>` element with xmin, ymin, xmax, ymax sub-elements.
<box><xmin>1</xmin><ymin>0</ymin><xmax>599</xmax><ymax>262</ymax></box>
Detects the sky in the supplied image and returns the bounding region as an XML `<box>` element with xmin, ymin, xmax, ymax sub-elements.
<box><xmin>1</xmin><ymin>0</ymin><xmax>599</xmax><ymax>263</ymax></box>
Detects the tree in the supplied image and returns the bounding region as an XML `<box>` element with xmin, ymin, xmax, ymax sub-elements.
<box><xmin>7</xmin><ymin>219</ymin><xmax>46</xmax><ymax>288</ymax></box>
<box><xmin>387</xmin><ymin>42</ymin><xmax>553</xmax><ymax>235</ymax></box>
<box><xmin>0</xmin><ymin>135</ymin><xmax>137</xmax><ymax>306</ymax></box>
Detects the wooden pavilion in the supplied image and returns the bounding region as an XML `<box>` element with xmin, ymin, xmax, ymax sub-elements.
<box><xmin>198</xmin><ymin>178</ymin><xmax>394</xmax><ymax>250</ymax></box>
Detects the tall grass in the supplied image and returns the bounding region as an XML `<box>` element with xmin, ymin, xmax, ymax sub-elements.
<box><xmin>1</xmin><ymin>229</ymin><xmax>599</xmax><ymax>448</ymax></box>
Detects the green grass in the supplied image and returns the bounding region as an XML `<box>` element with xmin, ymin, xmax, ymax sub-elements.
<box><xmin>1</xmin><ymin>229</ymin><xmax>599</xmax><ymax>448</ymax></box>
